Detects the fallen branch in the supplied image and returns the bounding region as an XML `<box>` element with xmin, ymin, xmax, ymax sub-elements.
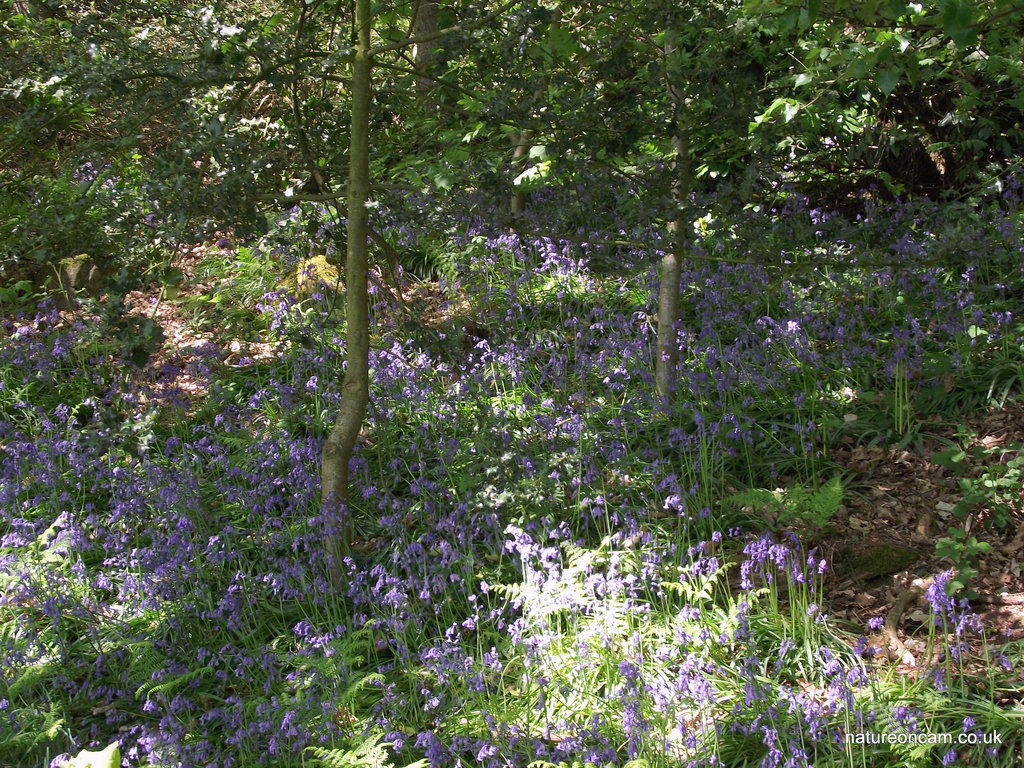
<box><xmin>884</xmin><ymin>576</ymin><xmax>935</xmax><ymax>665</ymax></box>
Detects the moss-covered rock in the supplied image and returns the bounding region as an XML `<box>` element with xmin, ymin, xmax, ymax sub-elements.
<box><xmin>279</xmin><ymin>255</ymin><xmax>343</xmax><ymax>299</ymax></box>
<box><xmin>1</xmin><ymin>253</ymin><xmax>105</xmax><ymax>309</ymax></box>
<box><xmin>55</xmin><ymin>253</ymin><xmax>105</xmax><ymax>308</ymax></box>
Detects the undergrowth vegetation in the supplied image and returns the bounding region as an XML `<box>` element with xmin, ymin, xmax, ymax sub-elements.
<box><xmin>3</xmin><ymin>178</ymin><xmax>1024</xmax><ymax>768</ymax></box>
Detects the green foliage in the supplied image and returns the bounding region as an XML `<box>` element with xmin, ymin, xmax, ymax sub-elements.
<box><xmin>306</xmin><ymin>734</ymin><xmax>393</xmax><ymax>768</ymax></box>
<box><xmin>0</xmin><ymin>278</ymin><xmax>37</xmax><ymax>307</ymax></box>
<box><xmin>396</xmin><ymin>245</ymin><xmax>457</xmax><ymax>283</ymax></box>
<box><xmin>135</xmin><ymin>664</ymin><xmax>214</xmax><ymax>703</ymax></box>
<box><xmin>747</xmin><ymin>0</ymin><xmax>1024</xmax><ymax>196</ymax></box>
<box><xmin>935</xmin><ymin>527</ymin><xmax>992</xmax><ymax>595</ymax></box>
<box><xmin>187</xmin><ymin>210</ymin><xmax>335</xmax><ymax>339</ymax></box>
<box><xmin>0</xmin><ymin>700</ymin><xmax>65</xmax><ymax>760</ymax></box>
<box><xmin>490</xmin><ymin>531</ymin><xmax>862</xmax><ymax>766</ymax></box>
<box><xmin>933</xmin><ymin>443</ymin><xmax>1024</xmax><ymax>532</ymax></box>
<box><xmin>723</xmin><ymin>476</ymin><xmax>844</xmax><ymax>531</ymax></box>
<box><xmin>4</xmin><ymin>2</ymin><xmax>1024</xmax><ymax>767</ymax></box>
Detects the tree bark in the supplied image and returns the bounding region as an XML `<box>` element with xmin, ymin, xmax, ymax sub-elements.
<box><xmin>655</xmin><ymin>45</ymin><xmax>690</xmax><ymax>404</ymax></box>
<box><xmin>510</xmin><ymin>130</ymin><xmax>531</xmax><ymax>217</ymax></box>
<box><xmin>509</xmin><ymin>10</ymin><xmax>559</xmax><ymax>219</ymax></box>
<box><xmin>412</xmin><ymin>0</ymin><xmax>439</xmax><ymax>95</ymax></box>
<box><xmin>13</xmin><ymin>0</ymin><xmax>58</xmax><ymax>18</ymax></box>
<box><xmin>320</xmin><ymin>0</ymin><xmax>372</xmax><ymax>583</ymax></box>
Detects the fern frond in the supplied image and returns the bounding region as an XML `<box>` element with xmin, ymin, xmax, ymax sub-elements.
<box><xmin>135</xmin><ymin>666</ymin><xmax>212</xmax><ymax>701</ymax></box>
<box><xmin>341</xmin><ymin>672</ymin><xmax>386</xmax><ymax>705</ymax></box>
<box><xmin>126</xmin><ymin>641</ymin><xmax>164</xmax><ymax>684</ymax></box>
<box><xmin>305</xmin><ymin>732</ymin><xmax>391</xmax><ymax>768</ymax></box>
<box><xmin>722</xmin><ymin>488</ymin><xmax>782</xmax><ymax>512</ymax></box>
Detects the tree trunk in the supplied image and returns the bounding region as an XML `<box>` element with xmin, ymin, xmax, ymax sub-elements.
<box><xmin>655</xmin><ymin>179</ymin><xmax>684</xmax><ymax>402</ymax></box>
<box><xmin>412</xmin><ymin>0</ymin><xmax>439</xmax><ymax>95</ymax></box>
<box><xmin>14</xmin><ymin>0</ymin><xmax>58</xmax><ymax>18</ymax></box>
<box><xmin>510</xmin><ymin>130</ymin><xmax>531</xmax><ymax>217</ymax></box>
<box><xmin>509</xmin><ymin>10</ymin><xmax>559</xmax><ymax>219</ymax></box>
<box><xmin>320</xmin><ymin>0</ymin><xmax>372</xmax><ymax>583</ymax></box>
<box><xmin>655</xmin><ymin>46</ymin><xmax>689</xmax><ymax>404</ymax></box>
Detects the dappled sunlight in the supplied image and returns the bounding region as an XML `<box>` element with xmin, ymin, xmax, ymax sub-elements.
<box><xmin>5</xmin><ymin>181</ymin><xmax>1024</xmax><ymax>766</ymax></box>
<box><xmin>5</xmin><ymin>2</ymin><xmax>1024</xmax><ymax>762</ymax></box>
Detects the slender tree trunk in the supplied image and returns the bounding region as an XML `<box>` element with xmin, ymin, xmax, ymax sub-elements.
<box><xmin>510</xmin><ymin>130</ymin><xmax>531</xmax><ymax>217</ymax></box>
<box><xmin>655</xmin><ymin>46</ymin><xmax>689</xmax><ymax>404</ymax></box>
<box><xmin>412</xmin><ymin>0</ymin><xmax>439</xmax><ymax>95</ymax></box>
<box><xmin>291</xmin><ymin>2</ymin><xmax>330</xmax><ymax>196</ymax></box>
<box><xmin>320</xmin><ymin>0</ymin><xmax>372</xmax><ymax>582</ymax></box>
<box><xmin>509</xmin><ymin>10</ymin><xmax>559</xmax><ymax>219</ymax></box>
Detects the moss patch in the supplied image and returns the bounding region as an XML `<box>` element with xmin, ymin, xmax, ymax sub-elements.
<box><xmin>833</xmin><ymin>541</ymin><xmax>919</xmax><ymax>583</ymax></box>
<box><xmin>279</xmin><ymin>255</ymin><xmax>342</xmax><ymax>299</ymax></box>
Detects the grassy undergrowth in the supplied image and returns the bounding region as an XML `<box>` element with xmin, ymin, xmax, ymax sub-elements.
<box><xmin>2</xmin><ymin>185</ymin><xmax>1024</xmax><ymax>767</ymax></box>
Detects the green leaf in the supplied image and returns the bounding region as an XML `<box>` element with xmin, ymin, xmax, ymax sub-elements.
<box><xmin>968</xmin><ymin>538</ymin><xmax>992</xmax><ymax>554</ymax></box>
<box><xmin>942</xmin><ymin>0</ymin><xmax>975</xmax><ymax>47</ymax></box>
<box><xmin>161</xmin><ymin>267</ymin><xmax>185</xmax><ymax>287</ymax></box>
<box><xmin>807</xmin><ymin>0</ymin><xmax>823</xmax><ymax>25</ymax></box>
<box><xmin>445</xmin><ymin>146</ymin><xmax>470</xmax><ymax>165</ymax></box>
<box><xmin>878</xmin><ymin>67</ymin><xmax>900</xmax><ymax>96</ymax></box>
<box><xmin>779</xmin><ymin>8</ymin><xmax>800</xmax><ymax>33</ymax></box>
<box><xmin>854</xmin><ymin>0</ymin><xmax>883</xmax><ymax>23</ymax></box>
<box><xmin>462</xmin><ymin>122</ymin><xmax>485</xmax><ymax>142</ymax></box>
<box><xmin>512</xmin><ymin>160</ymin><xmax>552</xmax><ymax>189</ymax></box>
<box><xmin>932</xmin><ymin>448</ymin><xmax>968</xmax><ymax>472</ymax></box>
<box><xmin>548</xmin><ymin>26</ymin><xmax>575</xmax><ymax>56</ymax></box>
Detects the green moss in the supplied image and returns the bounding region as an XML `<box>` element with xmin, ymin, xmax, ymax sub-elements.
<box><xmin>51</xmin><ymin>253</ymin><xmax>104</xmax><ymax>307</ymax></box>
<box><xmin>834</xmin><ymin>542</ymin><xmax>918</xmax><ymax>582</ymax></box>
<box><xmin>279</xmin><ymin>255</ymin><xmax>342</xmax><ymax>299</ymax></box>
<box><xmin>60</xmin><ymin>252</ymin><xmax>91</xmax><ymax>269</ymax></box>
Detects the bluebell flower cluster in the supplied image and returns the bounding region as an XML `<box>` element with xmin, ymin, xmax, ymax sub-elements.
<box><xmin>3</xmin><ymin>175</ymin><xmax>1022</xmax><ymax>766</ymax></box>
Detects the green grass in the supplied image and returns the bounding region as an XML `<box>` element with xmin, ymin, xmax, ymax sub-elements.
<box><xmin>6</xmin><ymin>195</ymin><xmax>1024</xmax><ymax>768</ymax></box>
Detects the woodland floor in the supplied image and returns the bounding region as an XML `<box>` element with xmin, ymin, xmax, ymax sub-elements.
<box><xmin>113</xmin><ymin>240</ymin><xmax>1024</xmax><ymax>690</ymax></box>
<box><xmin>828</xmin><ymin>409</ymin><xmax>1024</xmax><ymax>659</ymax></box>
<box><xmin>823</xmin><ymin>410</ymin><xmax>1024</xmax><ymax>702</ymax></box>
